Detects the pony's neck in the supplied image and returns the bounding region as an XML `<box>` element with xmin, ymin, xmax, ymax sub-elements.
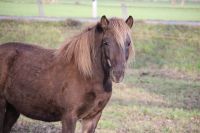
<box><xmin>56</xmin><ymin>26</ymin><xmax>96</xmax><ymax>78</ymax></box>
<box><xmin>55</xmin><ymin>25</ymin><xmax>112</xmax><ymax>92</ymax></box>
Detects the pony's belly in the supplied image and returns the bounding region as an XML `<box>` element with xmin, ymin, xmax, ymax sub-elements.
<box><xmin>4</xmin><ymin>86</ymin><xmax>62</xmax><ymax>122</ymax></box>
<box><xmin>20</xmin><ymin>109</ymin><xmax>61</xmax><ymax>122</ymax></box>
<box><xmin>9</xmin><ymin>99</ymin><xmax>62</xmax><ymax>122</ymax></box>
<box><xmin>8</xmin><ymin>99</ymin><xmax>62</xmax><ymax>122</ymax></box>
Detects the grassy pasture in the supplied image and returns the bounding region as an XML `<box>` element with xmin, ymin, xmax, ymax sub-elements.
<box><xmin>1</xmin><ymin>19</ymin><xmax>200</xmax><ymax>73</ymax></box>
<box><xmin>0</xmin><ymin>19</ymin><xmax>200</xmax><ymax>132</ymax></box>
<box><xmin>0</xmin><ymin>0</ymin><xmax>200</xmax><ymax>21</ymax></box>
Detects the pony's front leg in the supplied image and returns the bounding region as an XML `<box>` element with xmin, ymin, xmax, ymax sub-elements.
<box><xmin>0</xmin><ymin>96</ymin><xmax>6</xmax><ymax>133</ymax></box>
<box><xmin>61</xmin><ymin>113</ymin><xmax>77</xmax><ymax>133</ymax></box>
<box><xmin>81</xmin><ymin>112</ymin><xmax>102</xmax><ymax>133</ymax></box>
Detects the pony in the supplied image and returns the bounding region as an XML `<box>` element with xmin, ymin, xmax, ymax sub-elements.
<box><xmin>0</xmin><ymin>15</ymin><xmax>134</xmax><ymax>133</ymax></box>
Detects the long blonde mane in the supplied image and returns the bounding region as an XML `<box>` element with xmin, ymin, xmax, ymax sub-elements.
<box><xmin>56</xmin><ymin>18</ymin><xmax>134</xmax><ymax>77</ymax></box>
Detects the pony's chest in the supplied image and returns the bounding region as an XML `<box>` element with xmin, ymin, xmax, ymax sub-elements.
<box><xmin>77</xmin><ymin>91</ymin><xmax>111</xmax><ymax>119</ymax></box>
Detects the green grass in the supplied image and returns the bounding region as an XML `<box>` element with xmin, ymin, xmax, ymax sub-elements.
<box><xmin>0</xmin><ymin>1</ymin><xmax>200</xmax><ymax>21</ymax></box>
<box><xmin>0</xmin><ymin>19</ymin><xmax>200</xmax><ymax>132</ymax></box>
<box><xmin>133</xmin><ymin>22</ymin><xmax>200</xmax><ymax>73</ymax></box>
<box><xmin>0</xmin><ymin>1</ymin><xmax>39</xmax><ymax>16</ymax></box>
<box><xmin>128</xmin><ymin>7</ymin><xmax>200</xmax><ymax>21</ymax></box>
<box><xmin>125</xmin><ymin>74</ymin><xmax>200</xmax><ymax>109</ymax></box>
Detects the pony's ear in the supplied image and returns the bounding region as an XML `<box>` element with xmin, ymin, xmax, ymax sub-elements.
<box><xmin>100</xmin><ymin>15</ymin><xmax>109</xmax><ymax>29</ymax></box>
<box><xmin>96</xmin><ymin>15</ymin><xmax>109</xmax><ymax>32</ymax></box>
<box><xmin>125</xmin><ymin>16</ymin><xmax>134</xmax><ymax>28</ymax></box>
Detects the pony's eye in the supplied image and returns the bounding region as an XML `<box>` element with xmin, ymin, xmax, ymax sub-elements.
<box><xmin>127</xmin><ymin>42</ymin><xmax>131</xmax><ymax>46</ymax></box>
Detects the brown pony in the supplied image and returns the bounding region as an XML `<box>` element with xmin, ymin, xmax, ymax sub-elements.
<box><xmin>0</xmin><ymin>16</ymin><xmax>134</xmax><ymax>133</ymax></box>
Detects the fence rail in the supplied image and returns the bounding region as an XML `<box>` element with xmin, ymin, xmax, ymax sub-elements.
<box><xmin>1</xmin><ymin>15</ymin><xmax>200</xmax><ymax>26</ymax></box>
<box><xmin>0</xmin><ymin>0</ymin><xmax>200</xmax><ymax>21</ymax></box>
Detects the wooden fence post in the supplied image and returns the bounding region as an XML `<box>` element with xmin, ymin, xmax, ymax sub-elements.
<box><xmin>36</xmin><ymin>0</ymin><xmax>45</xmax><ymax>16</ymax></box>
<box><xmin>92</xmin><ymin>0</ymin><xmax>97</xmax><ymax>18</ymax></box>
<box><xmin>121</xmin><ymin>0</ymin><xmax>128</xmax><ymax>18</ymax></box>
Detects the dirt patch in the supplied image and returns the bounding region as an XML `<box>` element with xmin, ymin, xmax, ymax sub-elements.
<box><xmin>126</xmin><ymin>68</ymin><xmax>200</xmax><ymax>81</ymax></box>
<box><xmin>11</xmin><ymin>117</ymin><xmax>61</xmax><ymax>133</ymax></box>
<box><xmin>112</xmin><ymin>83</ymin><xmax>168</xmax><ymax>107</ymax></box>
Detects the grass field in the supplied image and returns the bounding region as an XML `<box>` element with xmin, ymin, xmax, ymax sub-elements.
<box><xmin>0</xmin><ymin>19</ymin><xmax>200</xmax><ymax>132</ymax></box>
<box><xmin>0</xmin><ymin>0</ymin><xmax>200</xmax><ymax>21</ymax></box>
<box><xmin>1</xmin><ymin>19</ymin><xmax>200</xmax><ymax>73</ymax></box>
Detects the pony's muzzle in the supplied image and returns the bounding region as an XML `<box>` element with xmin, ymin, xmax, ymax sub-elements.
<box><xmin>111</xmin><ymin>69</ymin><xmax>124</xmax><ymax>83</ymax></box>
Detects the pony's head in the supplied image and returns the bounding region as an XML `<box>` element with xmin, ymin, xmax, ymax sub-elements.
<box><xmin>97</xmin><ymin>16</ymin><xmax>134</xmax><ymax>83</ymax></box>
<box><xmin>56</xmin><ymin>16</ymin><xmax>134</xmax><ymax>83</ymax></box>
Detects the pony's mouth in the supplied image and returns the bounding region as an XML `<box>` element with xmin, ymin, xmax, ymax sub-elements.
<box><xmin>110</xmin><ymin>69</ymin><xmax>124</xmax><ymax>83</ymax></box>
<box><xmin>106</xmin><ymin>59</ymin><xmax>125</xmax><ymax>83</ymax></box>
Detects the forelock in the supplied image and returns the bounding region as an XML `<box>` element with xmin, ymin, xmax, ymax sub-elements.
<box><xmin>108</xmin><ymin>18</ymin><xmax>132</xmax><ymax>49</ymax></box>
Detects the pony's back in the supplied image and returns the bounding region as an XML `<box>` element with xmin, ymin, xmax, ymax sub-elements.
<box><xmin>0</xmin><ymin>42</ymin><xmax>55</xmax><ymax>91</ymax></box>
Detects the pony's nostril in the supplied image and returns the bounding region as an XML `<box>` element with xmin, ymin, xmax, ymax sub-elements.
<box><xmin>111</xmin><ymin>70</ymin><xmax>124</xmax><ymax>83</ymax></box>
<box><xmin>113</xmin><ymin>70</ymin><xmax>123</xmax><ymax>78</ymax></box>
